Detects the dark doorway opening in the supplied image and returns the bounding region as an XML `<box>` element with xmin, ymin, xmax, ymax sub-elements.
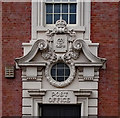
<box><xmin>39</xmin><ymin>104</ymin><xmax>81</xmax><ymax>118</ymax></box>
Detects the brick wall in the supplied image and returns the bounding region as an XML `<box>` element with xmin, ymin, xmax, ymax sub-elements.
<box><xmin>0</xmin><ymin>1</ymin><xmax>2</xmax><ymax>117</ymax></box>
<box><xmin>91</xmin><ymin>2</ymin><xmax>119</xmax><ymax>116</ymax></box>
<box><xmin>118</xmin><ymin>2</ymin><xmax>120</xmax><ymax>117</ymax></box>
<box><xmin>2</xmin><ymin>2</ymin><xmax>31</xmax><ymax>116</ymax></box>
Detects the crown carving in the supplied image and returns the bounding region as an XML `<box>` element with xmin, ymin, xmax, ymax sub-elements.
<box><xmin>56</xmin><ymin>18</ymin><xmax>67</xmax><ymax>28</ymax></box>
<box><xmin>46</xmin><ymin>19</ymin><xmax>76</xmax><ymax>36</ymax></box>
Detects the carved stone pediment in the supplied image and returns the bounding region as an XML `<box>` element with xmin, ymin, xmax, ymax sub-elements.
<box><xmin>15</xmin><ymin>19</ymin><xmax>106</xmax><ymax>87</ymax></box>
<box><xmin>15</xmin><ymin>38</ymin><xmax>106</xmax><ymax>67</ymax></box>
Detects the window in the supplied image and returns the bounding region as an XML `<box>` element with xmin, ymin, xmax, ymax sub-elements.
<box><xmin>51</xmin><ymin>63</ymin><xmax>70</xmax><ymax>82</ymax></box>
<box><xmin>46</xmin><ymin>0</ymin><xmax>77</xmax><ymax>24</ymax></box>
<box><xmin>32</xmin><ymin>1</ymin><xmax>91</xmax><ymax>40</ymax></box>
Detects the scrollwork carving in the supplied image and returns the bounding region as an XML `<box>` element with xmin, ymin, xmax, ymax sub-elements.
<box><xmin>73</xmin><ymin>39</ymin><xmax>82</xmax><ymax>50</ymax></box>
<box><xmin>38</xmin><ymin>39</ymin><xmax>48</xmax><ymax>50</ymax></box>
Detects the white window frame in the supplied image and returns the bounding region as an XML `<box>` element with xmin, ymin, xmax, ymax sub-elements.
<box><xmin>32</xmin><ymin>0</ymin><xmax>91</xmax><ymax>41</ymax></box>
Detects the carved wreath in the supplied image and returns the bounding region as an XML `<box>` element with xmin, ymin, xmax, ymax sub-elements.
<box><xmin>45</xmin><ymin>62</ymin><xmax>76</xmax><ymax>88</ymax></box>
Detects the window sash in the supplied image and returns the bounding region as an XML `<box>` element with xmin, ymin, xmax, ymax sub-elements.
<box><xmin>46</xmin><ymin>3</ymin><xmax>77</xmax><ymax>24</ymax></box>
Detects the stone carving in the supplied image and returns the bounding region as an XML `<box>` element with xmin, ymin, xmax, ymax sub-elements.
<box><xmin>45</xmin><ymin>62</ymin><xmax>75</xmax><ymax>88</ymax></box>
<box><xmin>63</xmin><ymin>39</ymin><xmax>82</xmax><ymax>63</ymax></box>
<box><xmin>54</xmin><ymin>35</ymin><xmax>67</xmax><ymax>53</ymax></box>
<box><xmin>73</xmin><ymin>39</ymin><xmax>82</xmax><ymax>50</ymax></box>
<box><xmin>46</xmin><ymin>18</ymin><xmax>76</xmax><ymax>36</ymax></box>
<box><xmin>42</xmin><ymin>49</ymin><xmax>58</xmax><ymax>63</ymax></box>
<box><xmin>15</xmin><ymin>19</ymin><xmax>106</xmax><ymax>88</ymax></box>
<box><xmin>56</xmin><ymin>38</ymin><xmax>65</xmax><ymax>48</ymax></box>
<box><xmin>38</xmin><ymin>39</ymin><xmax>47</xmax><ymax>50</ymax></box>
<box><xmin>55</xmin><ymin>19</ymin><xmax>67</xmax><ymax>33</ymax></box>
<box><xmin>63</xmin><ymin>52</ymin><xmax>73</xmax><ymax>63</ymax></box>
<box><xmin>42</xmin><ymin>50</ymin><xmax>52</xmax><ymax>60</ymax></box>
<box><xmin>63</xmin><ymin>51</ymin><xmax>80</xmax><ymax>63</ymax></box>
<box><xmin>48</xmin><ymin>91</ymin><xmax>71</xmax><ymax>104</ymax></box>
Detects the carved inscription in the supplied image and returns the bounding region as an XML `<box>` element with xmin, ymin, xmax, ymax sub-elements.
<box><xmin>48</xmin><ymin>91</ymin><xmax>70</xmax><ymax>104</ymax></box>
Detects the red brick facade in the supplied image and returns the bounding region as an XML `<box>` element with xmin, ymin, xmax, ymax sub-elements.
<box><xmin>0</xmin><ymin>1</ymin><xmax>2</xmax><ymax>117</ymax></box>
<box><xmin>1</xmin><ymin>2</ymin><xmax>31</xmax><ymax>116</ymax></box>
<box><xmin>91</xmin><ymin>2</ymin><xmax>119</xmax><ymax>116</ymax></box>
<box><xmin>0</xmin><ymin>2</ymin><xmax>119</xmax><ymax>116</ymax></box>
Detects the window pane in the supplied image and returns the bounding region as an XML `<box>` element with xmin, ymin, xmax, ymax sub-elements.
<box><xmin>62</xmin><ymin>14</ymin><xmax>68</xmax><ymax>23</ymax></box>
<box><xmin>70</xmin><ymin>0</ymin><xmax>76</xmax><ymax>1</ymax></box>
<box><xmin>64</xmin><ymin>64</ymin><xmax>69</xmax><ymax>68</ymax></box>
<box><xmin>57</xmin><ymin>69</ymin><xmax>64</xmax><ymax>76</ymax></box>
<box><xmin>46</xmin><ymin>14</ymin><xmax>52</xmax><ymax>24</ymax></box>
<box><xmin>57</xmin><ymin>77</ymin><xmax>64</xmax><ymax>82</ymax></box>
<box><xmin>52</xmin><ymin>65</ymin><xmax>56</xmax><ymax>69</ymax></box>
<box><xmin>54</xmin><ymin>4</ymin><xmax>60</xmax><ymax>13</ymax></box>
<box><xmin>54</xmin><ymin>14</ymin><xmax>60</xmax><ymax>23</ymax></box>
<box><xmin>62</xmin><ymin>4</ymin><xmax>68</xmax><ymax>13</ymax></box>
<box><xmin>54</xmin><ymin>0</ymin><xmax>60</xmax><ymax>1</ymax></box>
<box><xmin>46</xmin><ymin>4</ymin><xmax>53</xmax><ymax>13</ymax></box>
<box><xmin>46</xmin><ymin>0</ymin><xmax>52</xmax><ymax>2</ymax></box>
<box><xmin>51</xmin><ymin>69</ymin><xmax>56</xmax><ymax>76</ymax></box>
<box><xmin>70</xmin><ymin>4</ymin><xmax>76</xmax><ymax>13</ymax></box>
<box><xmin>65</xmin><ymin>69</ymin><xmax>70</xmax><ymax>76</ymax></box>
<box><xmin>62</xmin><ymin>0</ymin><xmax>68</xmax><ymax>1</ymax></box>
<box><xmin>51</xmin><ymin>63</ymin><xmax>70</xmax><ymax>82</ymax></box>
<box><xmin>70</xmin><ymin>14</ymin><xmax>76</xmax><ymax>24</ymax></box>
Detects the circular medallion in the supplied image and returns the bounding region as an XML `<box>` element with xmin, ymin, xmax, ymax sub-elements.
<box><xmin>45</xmin><ymin>62</ymin><xmax>75</xmax><ymax>88</ymax></box>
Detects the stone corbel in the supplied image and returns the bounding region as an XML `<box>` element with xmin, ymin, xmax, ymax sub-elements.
<box><xmin>74</xmin><ymin>90</ymin><xmax>92</xmax><ymax>97</ymax></box>
<box><xmin>28</xmin><ymin>90</ymin><xmax>46</xmax><ymax>97</ymax></box>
